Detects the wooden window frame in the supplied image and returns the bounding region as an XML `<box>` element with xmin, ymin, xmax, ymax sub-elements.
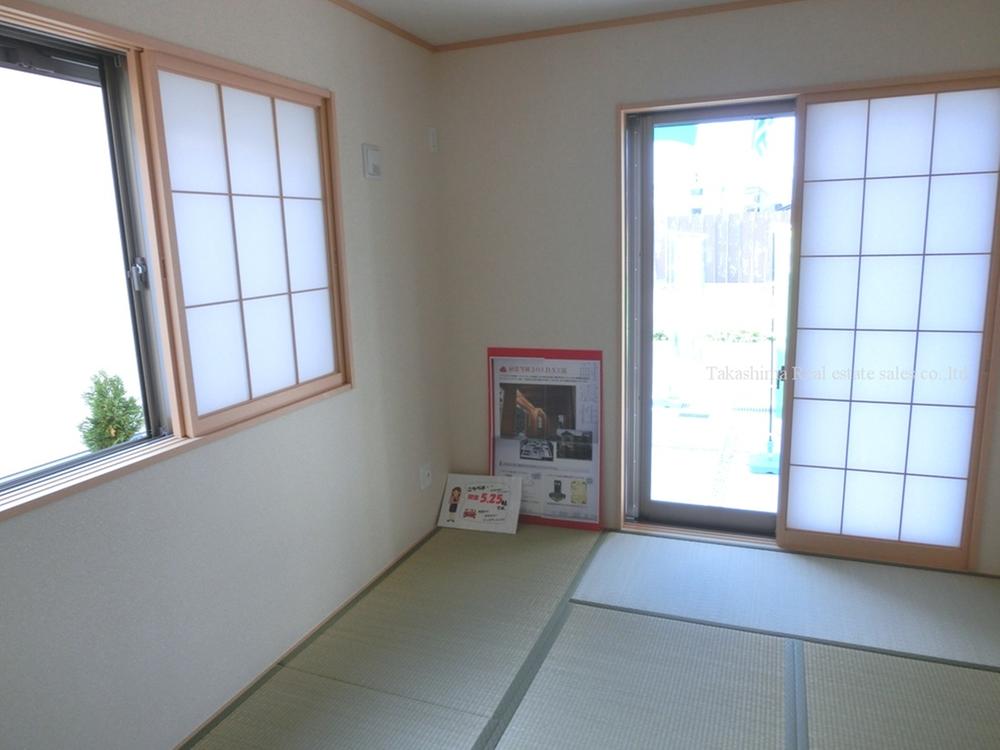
<box><xmin>0</xmin><ymin>0</ymin><xmax>352</xmax><ymax>521</ymax></box>
<box><xmin>139</xmin><ymin>51</ymin><xmax>351</xmax><ymax>437</ymax></box>
<box><xmin>619</xmin><ymin>71</ymin><xmax>1000</xmax><ymax>571</ymax></box>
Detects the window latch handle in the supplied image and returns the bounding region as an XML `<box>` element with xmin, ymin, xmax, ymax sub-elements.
<box><xmin>129</xmin><ymin>257</ymin><xmax>149</xmax><ymax>291</ymax></box>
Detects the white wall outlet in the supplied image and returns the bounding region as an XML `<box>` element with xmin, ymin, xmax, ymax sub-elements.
<box><xmin>419</xmin><ymin>462</ymin><xmax>433</xmax><ymax>491</ymax></box>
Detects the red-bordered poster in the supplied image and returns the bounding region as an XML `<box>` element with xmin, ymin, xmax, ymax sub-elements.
<box><xmin>488</xmin><ymin>348</ymin><xmax>602</xmax><ymax>530</ymax></box>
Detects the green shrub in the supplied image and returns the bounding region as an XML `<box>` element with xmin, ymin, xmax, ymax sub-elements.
<box><xmin>78</xmin><ymin>371</ymin><xmax>144</xmax><ymax>452</ymax></box>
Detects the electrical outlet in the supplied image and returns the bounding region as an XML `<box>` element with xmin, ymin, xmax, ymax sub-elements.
<box><xmin>419</xmin><ymin>462</ymin><xmax>433</xmax><ymax>491</ymax></box>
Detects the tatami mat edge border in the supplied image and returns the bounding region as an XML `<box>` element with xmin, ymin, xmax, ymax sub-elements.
<box><xmin>569</xmin><ymin>599</ymin><xmax>1000</xmax><ymax>675</ymax></box>
<box><xmin>476</xmin><ymin>531</ymin><xmax>610</xmax><ymax>749</ymax></box>
<box><xmin>784</xmin><ymin>639</ymin><xmax>809</xmax><ymax>750</ymax></box>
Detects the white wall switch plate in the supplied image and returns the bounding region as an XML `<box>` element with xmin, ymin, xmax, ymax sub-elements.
<box><xmin>419</xmin><ymin>462</ymin><xmax>432</xmax><ymax>491</ymax></box>
<box><xmin>362</xmin><ymin>143</ymin><xmax>381</xmax><ymax>179</ymax></box>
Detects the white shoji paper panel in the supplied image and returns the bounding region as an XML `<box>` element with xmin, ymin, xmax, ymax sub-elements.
<box><xmin>222</xmin><ymin>86</ymin><xmax>280</xmax><ymax>196</ymax></box>
<box><xmin>841</xmin><ymin>470</ymin><xmax>904</xmax><ymax>540</ymax></box>
<box><xmin>172</xmin><ymin>192</ymin><xmax>239</xmax><ymax>307</ymax></box>
<box><xmin>292</xmin><ymin>289</ymin><xmax>336</xmax><ymax>380</ymax></box>
<box><xmin>186</xmin><ymin>302</ymin><xmax>249</xmax><ymax>414</ymax></box>
<box><xmin>158</xmin><ymin>71</ymin><xmax>227</xmax><ymax>193</ymax></box>
<box><xmin>801</xmin><ymin>180</ymin><xmax>863</xmax><ymax>256</ymax></box>
<box><xmin>846</xmin><ymin>402</ymin><xmax>910</xmax><ymax>473</ymax></box>
<box><xmin>232</xmin><ymin>196</ymin><xmax>288</xmax><ymax>298</ymax></box>
<box><xmin>786</xmin><ymin>466</ymin><xmax>845</xmax><ymax>533</ymax></box>
<box><xmin>804</xmin><ymin>100</ymin><xmax>868</xmax><ymax>180</ymax></box>
<box><xmin>276</xmin><ymin>99</ymin><xmax>322</xmax><ymax>198</ymax></box>
<box><xmin>793</xmin><ymin>330</ymin><xmax>854</xmax><ymax>400</ymax></box>
<box><xmin>790</xmin><ymin>398</ymin><xmax>849</xmax><ymax>468</ymax></box>
<box><xmin>243</xmin><ymin>295</ymin><xmax>297</xmax><ymax>397</ymax></box>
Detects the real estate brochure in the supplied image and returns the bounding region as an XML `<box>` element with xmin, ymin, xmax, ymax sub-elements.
<box><xmin>488</xmin><ymin>348</ymin><xmax>602</xmax><ymax>530</ymax></box>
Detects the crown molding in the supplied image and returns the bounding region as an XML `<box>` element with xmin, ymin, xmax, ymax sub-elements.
<box><xmin>328</xmin><ymin>0</ymin><xmax>808</xmax><ymax>54</ymax></box>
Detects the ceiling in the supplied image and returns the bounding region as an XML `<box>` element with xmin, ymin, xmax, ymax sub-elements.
<box><xmin>344</xmin><ymin>0</ymin><xmax>760</xmax><ymax>48</ymax></box>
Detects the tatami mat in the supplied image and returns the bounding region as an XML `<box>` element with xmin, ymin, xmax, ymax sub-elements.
<box><xmin>195</xmin><ymin>667</ymin><xmax>487</xmax><ymax>750</ymax></box>
<box><xmin>804</xmin><ymin>642</ymin><xmax>1000</xmax><ymax>749</ymax></box>
<box><xmin>574</xmin><ymin>533</ymin><xmax>1000</xmax><ymax>668</ymax></box>
<box><xmin>496</xmin><ymin>604</ymin><xmax>786</xmax><ymax>750</ymax></box>
<box><xmin>286</xmin><ymin>525</ymin><xmax>599</xmax><ymax>717</ymax></box>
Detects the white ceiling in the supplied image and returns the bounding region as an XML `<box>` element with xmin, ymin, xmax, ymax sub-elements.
<box><xmin>348</xmin><ymin>0</ymin><xmax>754</xmax><ymax>47</ymax></box>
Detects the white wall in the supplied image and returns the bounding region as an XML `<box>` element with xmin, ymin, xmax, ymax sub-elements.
<box><xmin>0</xmin><ymin>1</ymin><xmax>447</xmax><ymax>748</ymax></box>
<box><xmin>433</xmin><ymin>0</ymin><xmax>1000</xmax><ymax>570</ymax></box>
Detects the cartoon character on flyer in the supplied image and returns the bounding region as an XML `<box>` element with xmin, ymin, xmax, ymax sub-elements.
<box><xmin>446</xmin><ymin>486</ymin><xmax>462</xmax><ymax>523</ymax></box>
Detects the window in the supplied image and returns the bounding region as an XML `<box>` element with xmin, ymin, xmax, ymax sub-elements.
<box><xmin>0</xmin><ymin>16</ymin><xmax>350</xmax><ymax>506</ymax></box>
<box><xmin>624</xmin><ymin>79</ymin><xmax>1000</xmax><ymax>569</ymax></box>
<box><xmin>141</xmin><ymin>52</ymin><xmax>349</xmax><ymax>437</ymax></box>
<box><xmin>0</xmin><ymin>26</ymin><xmax>165</xmax><ymax>489</ymax></box>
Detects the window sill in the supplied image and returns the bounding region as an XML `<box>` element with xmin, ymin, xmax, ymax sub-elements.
<box><xmin>0</xmin><ymin>436</ymin><xmax>193</xmax><ymax>522</ymax></box>
<box><xmin>0</xmin><ymin>379</ymin><xmax>352</xmax><ymax>523</ymax></box>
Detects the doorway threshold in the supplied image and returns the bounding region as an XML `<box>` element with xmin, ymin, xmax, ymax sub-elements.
<box><xmin>622</xmin><ymin>520</ymin><xmax>778</xmax><ymax>551</ymax></box>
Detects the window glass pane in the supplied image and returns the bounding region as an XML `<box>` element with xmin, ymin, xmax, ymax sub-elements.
<box><xmin>786</xmin><ymin>466</ymin><xmax>844</xmax><ymax>533</ymax></box>
<box><xmin>846</xmin><ymin>402</ymin><xmax>909</xmax><ymax>473</ymax></box>
<box><xmin>171</xmin><ymin>192</ymin><xmax>240</xmax><ymax>306</ymax></box>
<box><xmin>866</xmin><ymin>94</ymin><xmax>935</xmax><ymax>178</ymax></box>
<box><xmin>276</xmin><ymin>99</ymin><xmax>323</xmax><ymax>198</ymax></box>
<box><xmin>925</xmin><ymin>173</ymin><xmax>998</xmax><ymax>254</ymax></box>
<box><xmin>292</xmin><ymin>289</ymin><xmax>336</xmax><ymax>380</ymax></box>
<box><xmin>801</xmin><ymin>180</ymin><xmax>863</xmax><ymax>256</ymax></box>
<box><xmin>158</xmin><ymin>71</ymin><xmax>228</xmax><ymax>193</ymax></box>
<box><xmin>860</xmin><ymin>177</ymin><xmax>928</xmax><ymax>255</ymax></box>
<box><xmin>643</xmin><ymin>113</ymin><xmax>795</xmax><ymax>524</ymax></box>
<box><xmin>232</xmin><ymin>196</ymin><xmax>288</xmax><ymax>298</ymax></box>
<box><xmin>804</xmin><ymin>100</ymin><xmax>868</xmax><ymax>180</ymax></box>
<box><xmin>842</xmin><ymin>470</ymin><xmax>903</xmax><ymax>540</ymax></box>
<box><xmin>0</xmin><ymin>65</ymin><xmax>148</xmax><ymax>482</ymax></box>
<box><xmin>284</xmin><ymin>198</ymin><xmax>329</xmax><ymax>291</ymax></box>
<box><xmin>900</xmin><ymin>476</ymin><xmax>966</xmax><ymax>546</ymax></box>
<box><xmin>186</xmin><ymin>303</ymin><xmax>249</xmax><ymax>414</ymax></box>
<box><xmin>243</xmin><ymin>296</ymin><xmax>297</xmax><ymax>397</ymax></box>
<box><xmin>932</xmin><ymin>88</ymin><xmax>1000</xmax><ymax>174</ymax></box>
<box><xmin>222</xmin><ymin>86</ymin><xmax>280</xmax><ymax>195</ymax></box>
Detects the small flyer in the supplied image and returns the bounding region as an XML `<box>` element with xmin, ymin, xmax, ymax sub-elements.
<box><xmin>437</xmin><ymin>473</ymin><xmax>523</xmax><ymax>534</ymax></box>
<box><xmin>488</xmin><ymin>348</ymin><xmax>602</xmax><ymax>530</ymax></box>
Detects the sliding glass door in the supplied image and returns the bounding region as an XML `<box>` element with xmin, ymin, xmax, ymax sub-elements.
<box><xmin>624</xmin><ymin>78</ymin><xmax>1000</xmax><ymax>568</ymax></box>
<box><xmin>629</xmin><ymin>102</ymin><xmax>796</xmax><ymax>534</ymax></box>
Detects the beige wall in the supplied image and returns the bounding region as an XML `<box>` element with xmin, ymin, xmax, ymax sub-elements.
<box><xmin>0</xmin><ymin>1</ymin><xmax>447</xmax><ymax>748</ymax></box>
<box><xmin>434</xmin><ymin>0</ymin><xmax>1000</xmax><ymax>570</ymax></box>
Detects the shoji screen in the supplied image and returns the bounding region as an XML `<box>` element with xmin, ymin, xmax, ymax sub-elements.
<box><xmin>782</xmin><ymin>84</ymin><xmax>1000</xmax><ymax>567</ymax></box>
<box><xmin>143</xmin><ymin>53</ymin><xmax>348</xmax><ymax>436</ymax></box>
